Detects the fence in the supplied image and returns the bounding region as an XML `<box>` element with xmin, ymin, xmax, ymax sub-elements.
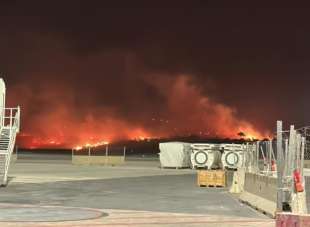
<box><xmin>72</xmin><ymin>145</ymin><xmax>126</xmax><ymax>166</ymax></box>
<box><xmin>238</xmin><ymin>121</ymin><xmax>308</xmax><ymax>216</ymax></box>
<box><xmin>299</xmin><ymin>127</ymin><xmax>310</xmax><ymax>160</ymax></box>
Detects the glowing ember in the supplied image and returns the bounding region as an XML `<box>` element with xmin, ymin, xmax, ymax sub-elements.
<box><xmin>73</xmin><ymin>140</ymin><xmax>110</xmax><ymax>150</ymax></box>
<box><xmin>74</xmin><ymin>146</ymin><xmax>83</xmax><ymax>151</ymax></box>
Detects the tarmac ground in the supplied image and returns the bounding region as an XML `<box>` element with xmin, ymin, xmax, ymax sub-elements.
<box><xmin>0</xmin><ymin>154</ymin><xmax>274</xmax><ymax>226</ymax></box>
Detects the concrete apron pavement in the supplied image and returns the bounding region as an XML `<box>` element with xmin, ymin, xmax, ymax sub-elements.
<box><xmin>0</xmin><ymin>203</ymin><xmax>274</xmax><ymax>227</ymax></box>
<box><xmin>0</xmin><ymin>161</ymin><xmax>274</xmax><ymax>226</ymax></box>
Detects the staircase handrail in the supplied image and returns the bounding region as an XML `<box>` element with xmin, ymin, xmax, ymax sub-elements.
<box><xmin>1</xmin><ymin>106</ymin><xmax>20</xmax><ymax>185</ymax></box>
<box><xmin>3</xmin><ymin>107</ymin><xmax>20</xmax><ymax>130</ymax></box>
<box><xmin>12</xmin><ymin>106</ymin><xmax>20</xmax><ymax>132</ymax></box>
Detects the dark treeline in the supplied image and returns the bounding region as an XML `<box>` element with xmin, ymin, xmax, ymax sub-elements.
<box><xmin>18</xmin><ymin>135</ymin><xmax>260</xmax><ymax>156</ymax></box>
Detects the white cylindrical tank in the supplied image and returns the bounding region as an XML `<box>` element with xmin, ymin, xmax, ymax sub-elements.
<box><xmin>159</xmin><ymin>142</ymin><xmax>191</xmax><ymax>168</ymax></box>
<box><xmin>190</xmin><ymin>143</ymin><xmax>222</xmax><ymax>169</ymax></box>
<box><xmin>221</xmin><ymin>144</ymin><xmax>246</xmax><ymax>170</ymax></box>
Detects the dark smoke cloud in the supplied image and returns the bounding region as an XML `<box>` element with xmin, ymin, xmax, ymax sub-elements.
<box><xmin>4</xmin><ymin>34</ymin><xmax>268</xmax><ymax>148</ymax></box>
<box><xmin>1</xmin><ymin>2</ymin><xmax>310</xmax><ymax>147</ymax></box>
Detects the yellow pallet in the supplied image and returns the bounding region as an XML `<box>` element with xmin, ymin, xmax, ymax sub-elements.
<box><xmin>197</xmin><ymin>170</ymin><xmax>226</xmax><ymax>187</ymax></box>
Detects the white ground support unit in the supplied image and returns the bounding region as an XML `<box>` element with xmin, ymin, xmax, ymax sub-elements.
<box><xmin>159</xmin><ymin>142</ymin><xmax>191</xmax><ymax>168</ymax></box>
<box><xmin>221</xmin><ymin>143</ymin><xmax>246</xmax><ymax>170</ymax></box>
<box><xmin>0</xmin><ymin>78</ymin><xmax>20</xmax><ymax>186</ymax></box>
<box><xmin>190</xmin><ymin>143</ymin><xmax>222</xmax><ymax>169</ymax></box>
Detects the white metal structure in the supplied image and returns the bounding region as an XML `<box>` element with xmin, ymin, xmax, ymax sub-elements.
<box><xmin>221</xmin><ymin>143</ymin><xmax>246</xmax><ymax>170</ymax></box>
<box><xmin>244</xmin><ymin>143</ymin><xmax>258</xmax><ymax>173</ymax></box>
<box><xmin>0</xmin><ymin>78</ymin><xmax>20</xmax><ymax>186</ymax></box>
<box><xmin>190</xmin><ymin>143</ymin><xmax>221</xmax><ymax>169</ymax></box>
<box><xmin>159</xmin><ymin>142</ymin><xmax>191</xmax><ymax>168</ymax></box>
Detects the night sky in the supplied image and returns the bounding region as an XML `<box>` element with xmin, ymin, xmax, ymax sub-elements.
<box><xmin>1</xmin><ymin>2</ymin><xmax>310</xmax><ymax>148</ymax></box>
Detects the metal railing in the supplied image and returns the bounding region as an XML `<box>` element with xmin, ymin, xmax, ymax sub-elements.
<box><xmin>243</xmin><ymin>141</ymin><xmax>277</xmax><ymax>176</ymax></box>
<box><xmin>1</xmin><ymin>106</ymin><xmax>20</xmax><ymax>184</ymax></box>
<box><xmin>275</xmin><ymin>121</ymin><xmax>308</xmax><ymax>213</ymax></box>
<box><xmin>72</xmin><ymin>145</ymin><xmax>127</xmax><ymax>166</ymax></box>
<box><xmin>3</xmin><ymin>107</ymin><xmax>20</xmax><ymax>131</ymax></box>
<box><xmin>276</xmin><ymin>126</ymin><xmax>310</xmax><ymax>160</ymax></box>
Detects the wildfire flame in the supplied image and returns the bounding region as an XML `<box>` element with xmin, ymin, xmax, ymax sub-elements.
<box><xmin>13</xmin><ymin>74</ymin><xmax>270</xmax><ymax>149</ymax></box>
<box><xmin>73</xmin><ymin>140</ymin><xmax>109</xmax><ymax>150</ymax></box>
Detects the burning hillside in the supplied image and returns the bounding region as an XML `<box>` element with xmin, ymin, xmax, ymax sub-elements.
<box><xmin>10</xmin><ymin>73</ymin><xmax>269</xmax><ymax>149</ymax></box>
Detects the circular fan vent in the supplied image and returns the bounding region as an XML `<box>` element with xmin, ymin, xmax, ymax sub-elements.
<box><xmin>194</xmin><ymin>151</ymin><xmax>208</xmax><ymax>165</ymax></box>
<box><xmin>225</xmin><ymin>151</ymin><xmax>239</xmax><ymax>166</ymax></box>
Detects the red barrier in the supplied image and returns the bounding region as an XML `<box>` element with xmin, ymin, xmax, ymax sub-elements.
<box><xmin>271</xmin><ymin>160</ymin><xmax>277</xmax><ymax>171</ymax></box>
<box><xmin>294</xmin><ymin>169</ymin><xmax>304</xmax><ymax>192</ymax></box>
<box><xmin>276</xmin><ymin>213</ymin><xmax>310</xmax><ymax>227</ymax></box>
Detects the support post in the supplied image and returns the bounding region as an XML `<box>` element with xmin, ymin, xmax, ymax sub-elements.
<box><xmin>88</xmin><ymin>147</ymin><xmax>91</xmax><ymax>165</ymax></box>
<box><xmin>105</xmin><ymin>145</ymin><xmax>108</xmax><ymax>165</ymax></box>
<box><xmin>296</xmin><ymin>134</ymin><xmax>301</xmax><ymax>171</ymax></box>
<box><xmin>242</xmin><ymin>143</ymin><xmax>248</xmax><ymax>168</ymax></box>
<box><xmin>301</xmin><ymin>137</ymin><xmax>305</xmax><ymax>178</ymax></box>
<box><xmin>288</xmin><ymin>126</ymin><xmax>296</xmax><ymax>177</ymax></box>
<box><xmin>283</xmin><ymin>139</ymin><xmax>289</xmax><ymax>178</ymax></box>
<box><xmin>10</xmin><ymin>108</ymin><xmax>12</xmax><ymax>128</ymax></box>
<box><xmin>16</xmin><ymin>145</ymin><xmax>18</xmax><ymax>159</ymax></box>
<box><xmin>256</xmin><ymin>141</ymin><xmax>260</xmax><ymax>173</ymax></box>
<box><xmin>288</xmin><ymin>126</ymin><xmax>296</xmax><ymax>198</ymax></box>
<box><xmin>71</xmin><ymin>148</ymin><xmax>74</xmax><ymax>162</ymax></box>
<box><xmin>123</xmin><ymin>146</ymin><xmax>126</xmax><ymax>160</ymax></box>
<box><xmin>268</xmin><ymin>140</ymin><xmax>272</xmax><ymax>172</ymax></box>
<box><xmin>260</xmin><ymin>146</ymin><xmax>266</xmax><ymax>171</ymax></box>
<box><xmin>276</xmin><ymin>120</ymin><xmax>284</xmax><ymax>212</ymax></box>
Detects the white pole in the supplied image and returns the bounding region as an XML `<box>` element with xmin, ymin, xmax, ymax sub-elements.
<box><xmin>256</xmin><ymin>141</ymin><xmax>260</xmax><ymax>173</ymax></box>
<box><xmin>276</xmin><ymin>120</ymin><xmax>284</xmax><ymax>211</ymax></box>
<box><xmin>260</xmin><ymin>146</ymin><xmax>266</xmax><ymax>171</ymax></box>
<box><xmin>296</xmin><ymin>133</ymin><xmax>301</xmax><ymax>171</ymax></box>
<box><xmin>283</xmin><ymin>139</ymin><xmax>288</xmax><ymax>177</ymax></box>
<box><xmin>268</xmin><ymin>141</ymin><xmax>272</xmax><ymax>172</ymax></box>
<box><xmin>288</xmin><ymin>126</ymin><xmax>296</xmax><ymax>178</ymax></box>
<box><xmin>243</xmin><ymin>143</ymin><xmax>248</xmax><ymax>169</ymax></box>
<box><xmin>10</xmin><ymin>108</ymin><xmax>12</xmax><ymax>128</ymax></box>
<box><xmin>71</xmin><ymin>148</ymin><xmax>74</xmax><ymax>163</ymax></box>
<box><xmin>105</xmin><ymin>145</ymin><xmax>108</xmax><ymax>165</ymax></box>
<box><xmin>16</xmin><ymin>145</ymin><xmax>18</xmax><ymax>159</ymax></box>
<box><xmin>301</xmin><ymin>137</ymin><xmax>306</xmax><ymax>178</ymax></box>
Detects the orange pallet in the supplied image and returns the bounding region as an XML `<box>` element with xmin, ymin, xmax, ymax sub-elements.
<box><xmin>197</xmin><ymin>170</ymin><xmax>226</xmax><ymax>187</ymax></box>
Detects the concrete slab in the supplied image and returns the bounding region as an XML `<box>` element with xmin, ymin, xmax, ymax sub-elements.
<box><xmin>0</xmin><ymin>206</ymin><xmax>274</xmax><ymax>227</ymax></box>
<box><xmin>0</xmin><ymin>156</ymin><xmax>272</xmax><ymax>226</ymax></box>
<box><xmin>1</xmin><ymin>175</ymin><xmax>265</xmax><ymax>217</ymax></box>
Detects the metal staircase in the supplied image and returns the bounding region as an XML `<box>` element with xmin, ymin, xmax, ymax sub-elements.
<box><xmin>0</xmin><ymin>107</ymin><xmax>20</xmax><ymax>186</ymax></box>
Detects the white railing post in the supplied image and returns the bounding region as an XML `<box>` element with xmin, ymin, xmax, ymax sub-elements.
<box><xmin>1</xmin><ymin>106</ymin><xmax>20</xmax><ymax>185</ymax></box>
<box><xmin>3</xmin><ymin>129</ymin><xmax>17</xmax><ymax>185</ymax></box>
<box><xmin>276</xmin><ymin>120</ymin><xmax>284</xmax><ymax>212</ymax></box>
<box><xmin>105</xmin><ymin>145</ymin><xmax>108</xmax><ymax>165</ymax></box>
<box><xmin>9</xmin><ymin>108</ymin><xmax>12</xmax><ymax>128</ymax></box>
<box><xmin>301</xmin><ymin>137</ymin><xmax>305</xmax><ymax>178</ymax></box>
